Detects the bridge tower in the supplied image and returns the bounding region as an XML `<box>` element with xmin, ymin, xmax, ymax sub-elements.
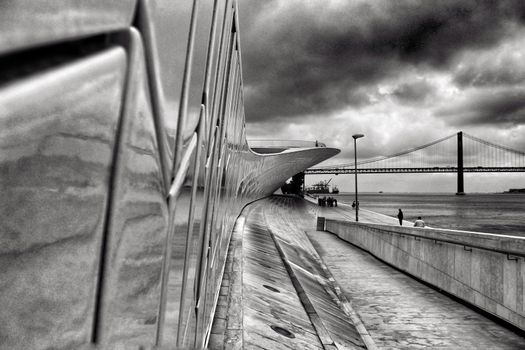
<box><xmin>456</xmin><ymin>131</ymin><xmax>465</xmax><ymax>195</ymax></box>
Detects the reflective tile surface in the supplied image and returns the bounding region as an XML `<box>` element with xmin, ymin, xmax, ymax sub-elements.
<box><xmin>0</xmin><ymin>3</ymin><xmax>343</xmax><ymax>348</ymax></box>
<box><xmin>95</xmin><ymin>31</ymin><xmax>169</xmax><ymax>346</ymax></box>
<box><xmin>0</xmin><ymin>1</ymin><xmax>136</xmax><ymax>54</ymax></box>
<box><xmin>0</xmin><ymin>48</ymin><xmax>127</xmax><ymax>349</ymax></box>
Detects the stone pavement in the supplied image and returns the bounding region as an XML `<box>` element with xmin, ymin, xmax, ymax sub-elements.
<box><xmin>211</xmin><ymin>195</ymin><xmax>525</xmax><ymax>349</ymax></box>
<box><xmin>306</xmin><ymin>229</ymin><xmax>525</xmax><ymax>349</ymax></box>
<box><xmin>210</xmin><ymin>197</ymin><xmax>370</xmax><ymax>349</ymax></box>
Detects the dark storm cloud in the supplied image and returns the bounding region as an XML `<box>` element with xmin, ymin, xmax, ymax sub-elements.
<box><xmin>454</xmin><ymin>52</ymin><xmax>525</xmax><ymax>87</ymax></box>
<box><xmin>390</xmin><ymin>80</ymin><xmax>435</xmax><ymax>104</ymax></box>
<box><xmin>455</xmin><ymin>66</ymin><xmax>525</xmax><ymax>87</ymax></box>
<box><xmin>239</xmin><ymin>0</ymin><xmax>525</xmax><ymax>121</ymax></box>
<box><xmin>437</xmin><ymin>89</ymin><xmax>525</xmax><ymax>126</ymax></box>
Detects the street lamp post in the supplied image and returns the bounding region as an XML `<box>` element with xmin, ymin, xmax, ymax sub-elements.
<box><xmin>352</xmin><ymin>134</ymin><xmax>364</xmax><ymax>222</ymax></box>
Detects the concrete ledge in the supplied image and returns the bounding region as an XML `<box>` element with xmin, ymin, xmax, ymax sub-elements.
<box><xmin>324</xmin><ymin>218</ymin><xmax>525</xmax><ymax>332</ymax></box>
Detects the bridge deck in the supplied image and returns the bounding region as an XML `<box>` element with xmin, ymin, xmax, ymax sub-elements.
<box><xmin>211</xmin><ymin>195</ymin><xmax>525</xmax><ymax>349</ymax></box>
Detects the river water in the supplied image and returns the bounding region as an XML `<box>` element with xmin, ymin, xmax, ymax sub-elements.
<box><xmin>334</xmin><ymin>193</ymin><xmax>525</xmax><ymax>236</ymax></box>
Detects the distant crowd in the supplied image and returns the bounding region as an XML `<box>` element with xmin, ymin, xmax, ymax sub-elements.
<box><xmin>318</xmin><ymin>196</ymin><xmax>337</xmax><ymax>207</ymax></box>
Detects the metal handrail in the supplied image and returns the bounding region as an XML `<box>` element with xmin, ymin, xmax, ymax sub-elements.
<box><xmin>156</xmin><ymin>131</ymin><xmax>198</xmax><ymax>344</ymax></box>
<box><xmin>172</xmin><ymin>0</ymin><xmax>199</xmax><ymax>178</ymax></box>
<box><xmin>177</xmin><ymin>105</ymin><xmax>206</xmax><ymax>345</ymax></box>
<box><xmin>194</xmin><ymin>25</ymin><xmax>236</xmax><ymax>330</ymax></box>
<box><xmin>137</xmin><ymin>1</ymin><xmax>173</xmax><ymax>193</ymax></box>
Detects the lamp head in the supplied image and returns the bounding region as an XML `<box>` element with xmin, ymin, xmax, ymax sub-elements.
<box><xmin>352</xmin><ymin>134</ymin><xmax>364</xmax><ymax>139</ymax></box>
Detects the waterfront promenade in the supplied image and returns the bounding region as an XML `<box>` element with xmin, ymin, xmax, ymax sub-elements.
<box><xmin>307</xmin><ymin>229</ymin><xmax>525</xmax><ymax>348</ymax></box>
<box><xmin>211</xmin><ymin>195</ymin><xmax>525</xmax><ymax>349</ymax></box>
<box><xmin>308</xmin><ymin>197</ymin><xmax>408</xmax><ymax>226</ymax></box>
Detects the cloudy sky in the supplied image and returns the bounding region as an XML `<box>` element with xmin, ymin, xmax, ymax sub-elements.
<box><xmin>238</xmin><ymin>0</ymin><xmax>525</xmax><ymax>193</ymax></box>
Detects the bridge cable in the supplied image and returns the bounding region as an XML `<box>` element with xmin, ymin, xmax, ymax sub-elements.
<box><xmin>312</xmin><ymin>133</ymin><xmax>457</xmax><ymax>169</ymax></box>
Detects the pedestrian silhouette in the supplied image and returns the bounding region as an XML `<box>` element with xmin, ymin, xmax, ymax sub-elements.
<box><xmin>397</xmin><ymin>209</ymin><xmax>403</xmax><ymax>226</ymax></box>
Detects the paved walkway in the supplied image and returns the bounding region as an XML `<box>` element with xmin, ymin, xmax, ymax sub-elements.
<box><xmin>305</xmin><ymin>196</ymin><xmax>407</xmax><ymax>226</ymax></box>
<box><xmin>212</xmin><ymin>195</ymin><xmax>525</xmax><ymax>349</ymax></box>
<box><xmin>210</xmin><ymin>197</ymin><xmax>369</xmax><ymax>349</ymax></box>
<box><xmin>306</xmin><ymin>229</ymin><xmax>525</xmax><ymax>349</ymax></box>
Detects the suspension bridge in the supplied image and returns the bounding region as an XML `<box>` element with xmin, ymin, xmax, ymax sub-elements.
<box><xmin>305</xmin><ymin>131</ymin><xmax>525</xmax><ymax>194</ymax></box>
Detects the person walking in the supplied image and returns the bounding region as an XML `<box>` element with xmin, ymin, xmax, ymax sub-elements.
<box><xmin>414</xmin><ymin>216</ymin><xmax>425</xmax><ymax>227</ymax></box>
<box><xmin>397</xmin><ymin>209</ymin><xmax>403</xmax><ymax>226</ymax></box>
